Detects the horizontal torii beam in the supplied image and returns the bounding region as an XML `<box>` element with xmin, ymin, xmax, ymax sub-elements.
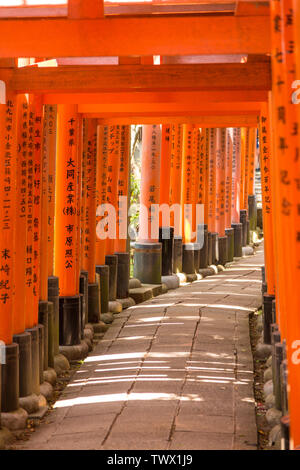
<box><xmin>0</xmin><ymin>15</ymin><xmax>270</xmax><ymax>57</ymax></box>
<box><xmin>78</xmin><ymin>102</ymin><xmax>261</xmax><ymax>114</ymax></box>
<box><xmin>42</xmin><ymin>90</ymin><xmax>268</xmax><ymax>104</ymax></box>
<box><xmin>4</xmin><ymin>63</ymin><xmax>271</xmax><ymax>93</ymax></box>
<box><xmin>92</xmin><ymin>115</ymin><xmax>259</xmax><ymax>127</ymax></box>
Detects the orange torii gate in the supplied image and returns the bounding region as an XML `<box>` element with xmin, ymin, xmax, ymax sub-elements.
<box><xmin>1</xmin><ymin>0</ymin><xmax>300</xmax><ymax>451</ymax></box>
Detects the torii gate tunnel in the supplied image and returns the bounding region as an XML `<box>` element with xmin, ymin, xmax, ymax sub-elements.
<box><xmin>0</xmin><ymin>0</ymin><xmax>300</xmax><ymax>451</ymax></box>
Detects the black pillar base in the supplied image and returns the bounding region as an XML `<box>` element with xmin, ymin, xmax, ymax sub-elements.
<box><xmin>47</xmin><ymin>301</ymin><xmax>55</xmax><ymax>368</ymax></box>
<box><xmin>263</xmin><ymin>293</ymin><xmax>275</xmax><ymax>345</ymax></box>
<box><xmin>272</xmin><ymin>299</ymin><xmax>276</xmax><ymax>324</ymax></box>
<box><xmin>37</xmin><ymin>324</ymin><xmax>44</xmax><ymax>385</ymax></box>
<box><xmin>173</xmin><ymin>236</ymin><xmax>182</xmax><ymax>273</ymax></box>
<box><xmin>225</xmin><ymin>228</ymin><xmax>234</xmax><ymax>262</ymax></box>
<box><xmin>59</xmin><ymin>295</ymin><xmax>81</xmax><ymax>346</ymax></box>
<box><xmin>199</xmin><ymin>224</ymin><xmax>208</xmax><ymax>268</ymax></box>
<box><xmin>193</xmin><ymin>243</ymin><xmax>200</xmax><ymax>272</ymax></box>
<box><xmin>134</xmin><ymin>242</ymin><xmax>162</xmax><ymax>285</ymax></box>
<box><xmin>159</xmin><ymin>226</ymin><xmax>174</xmax><ymax>276</ymax></box>
<box><xmin>26</xmin><ymin>327</ymin><xmax>40</xmax><ymax>395</ymax></box>
<box><xmin>115</xmin><ymin>252</ymin><xmax>130</xmax><ymax>299</ymax></box>
<box><xmin>240</xmin><ymin>209</ymin><xmax>248</xmax><ymax>247</ymax></box>
<box><xmin>274</xmin><ymin>342</ymin><xmax>283</xmax><ymax>411</ymax></box>
<box><xmin>231</xmin><ymin>222</ymin><xmax>243</xmax><ymax>257</ymax></box>
<box><xmin>182</xmin><ymin>243</ymin><xmax>195</xmax><ymax>274</ymax></box>
<box><xmin>95</xmin><ymin>265</ymin><xmax>109</xmax><ymax>314</ymax></box>
<box><xmin>218</xmin><ymin>236</ymin><xmax>228</xmax><ymax>266</ymax></box>
<box><xmin>12</xmin><ymin>332</ymin><xmax>32</xmax><ymax>398</ymax></box>
<box><xmin>1</xmin><ymin>343</ymin><xmax>19</xmax><ymax>412</ymax></box>
<box><xmin>38</xmin><ymin>301</ymin><xmax>48</xmax><ymax>371</ymax></box>
<box><xmin>79</xmin><ymin>270</ymin><xmax>89</xmax><ymax>328</ymax></box>
<box><xmin>88</xmin><ymin>283</ymin><xmax>101</xmax><ymax>323</ymax></box>
<box><xmin>211</xmin><ymin>232</ymin><xmax>218</xmax><ymax>265</ymax></box>
<box><xmin>48</xmin><ymin>276</ymin><xmax>59</xmax><ymax>356</ymax></box>
<box><xmin>207</xmin><ymin>232</ymin><xmax>212</xmax><ymax>265</ymax></box>
<box><xmin>105</xmin><ymin>254</ymin><xmax>118</xmax><ymax>301</ymax></box>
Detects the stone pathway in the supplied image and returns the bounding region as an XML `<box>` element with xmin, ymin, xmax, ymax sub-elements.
<box><xmin>19</xmin><ymin>246</ymin><xmax>264</xmax><ymax>450</ymax></box>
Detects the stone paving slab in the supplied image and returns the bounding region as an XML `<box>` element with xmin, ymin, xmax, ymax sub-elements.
<box><xmin>18</xmin><ymin>246</ymin><xmax>263</xmax><ymax>450</ymax></box>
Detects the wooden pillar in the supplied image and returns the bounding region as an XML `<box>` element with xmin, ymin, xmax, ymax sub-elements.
<box><xmin>225</xmin><ymin>128</ymin><xmax>233</xmax><ymax>229</ymax></box>
<box><xmin>231</xmin><ymin>128</ymin><xmax>243</xmax><ymax>258</ymax></box>
<box><xmin>106</xmin><ymin>125</ymin><xmax>121</xmax><ymax>255</ymax></box>
<box><xmin>259</xmin><ymin>105</ymin><xmax>275</xmax><ymax>297</ymax></box>
<box><xmin>231</xmin><ymin>128</ymin><xmax>242</xmax><ymax>224</ymax></box>
<box><xmin>207</xmin><ymin>128</ymin><xmax>217</xmax><ymax>234</ymax></box>
<box><xmin>169</xmin><ymin>124</ymin><xmax>183</xmax><ymax>235</ymax></box>
<box><xmin>46</xmin><ymin>105</ymin><xmax>57</xmax><ymax>278</ymax></box>
<box><xmin>95</xmin><ymin>124</ymin><xmax>108</xmax><ymax>266</ymax></box>
<box><xmin>138</xmin><ymin>125</ymin><xmax>161</xmax><ymax>244</ymax></box>
<box><xmin>32</xmin><ymin>96</ymin><xmax>43</xmax><ymax>326</ymax></box>
<box><xmin>13</xmin><ymin>94</ymin><xmax>28</xmax><ymax>336</ymax></box>
<box><xmin>95</xmin><ymin>124</ymin><xmax>110</xmax><ymax>314</ymax></box>
<box><xmin>115</xmin><ymin>125</ymin><xmax>130</xmax><ymax>253</ymax></box>
<box><xmin>54</xmin><ymin>105</ymin><xmax>81</xmax><ymax>346</ymax></box>
<box><xmin>115</xmin><ymin>125</ymin><xmax>131</xmax><ymax>298</ymax></box>
<box><xmin>134</xmin><ymin>125</ymin><xmax>162</xmax><ymax>284</ymax></box>
<box><xmin>215</xmin><ymin>128</ymin><xmax>227</xmax><ymax>264</ymax></box>
<box><xmin>0</xmin><ymin>93</ymin><xmax>19</xmax><ymax>412</ymax></box>
<box><xmin>215</xmin><ymin>128</ymin><xmax>226</xmax><ymax>237</ymax></box>
<box><xmin>181</xmin><ymin>124</ymin><xmax>195</xmax><ymax>274</ymax></box>
<box><xmin>159</xmin><ymin>124</ymin><xmax>171</xmax><ymax>223</ymax></box>
<box><xmin>25</xmin><ymin>95</ymin><xmax>36</xmax><ymax>329</ymax></box>
<box><xmin>277</xmin><ymin>0</ymin><xmax>300</xmax><ymax>448</ymax></box>
<box><xmin>0</xmin><ymin>95</ymin><xmax>17</xmax><ymax>345</ymax></box>
<box><xmin>82</xmin><ymin>118</ymin><xmax>97</xmax><ymax>284</ymax></box>
<box><xmin>169</xmin><ymin>124</ymin><xmax>183</xmax><ymax>273</ymax></box>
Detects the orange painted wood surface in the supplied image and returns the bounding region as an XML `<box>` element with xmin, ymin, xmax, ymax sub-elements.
<box><xmin>0</xmin><ymin>16</ymin><xmax>271</xmax><ymax>58</ymax></box>
<box><xmin>8</xmin><ymin>64</ymin><xmax>271</xmax><ymax>94</ymax></box>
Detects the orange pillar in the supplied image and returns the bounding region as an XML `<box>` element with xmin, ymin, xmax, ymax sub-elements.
<box><xmin>169</xmin><ymin>124</ymin><xmax>183</xmax><ymax>236</ymax></box>
<box><xmin>215</xmin><ymin>128</ymin><xmax>226</xmax><ymax>237</ymax></box>
<box><xmin>115</xmin><ymin>125</ymin><xmax>130</xmax><ymax>253</ymax></box>
<box><xmin>159</xmin><ymin>124</ymin><xmax>171</xmax><ymax>226</ymax></box>
<box><xmin>231</xmin><ymin>128</ymin><xmax>242</xmax><ymax>224</ymax></box>
<box><xmin>106</xmin><ymin>125</ymin><xmax>121</xmax><ymax>255</ymax></box>
<box><xmin>181</xmin><ymin>124</ymin><xmax>194</xmax><ymax>245</ymax></box>
<box><xmin>95</xmin><ymin>124</ymin><xmax>110</xmax><ymax>314</ymax></box>
<box><xmin>259</xmin><ymin>105</ymin><xmax>275</xmax><ymax>297</ymax></box>
<box><xmin>134</xmin><ymin>125</ymin><xmax>162</xmax><ymax>284</ymax></box>
<box><xmin>192</xmin><ymin>127</ymin><xmax>201</xmax><ymax>244</ymax></box>
<box><xmin>24</xmin><ymin>96</ymin><xmax>36</xmax><ymax>329</ymax></box>
<box><xmin>44</xmin><ymin>104</ymin><xmax>59</xmax><ymax>363</ymax></box>
<box><xmin>240</xmin><ymin>127</ymin><xmax>247</xmax><ymax>212</ymax></box>
<box><xmin>82</xmin><ymin>118</ymin><xmax>97</xmax><ymax>284</ymax></box>
<box><xmin>181</xmin><ymin>124</ymin><xmax>195</xmax><ymax>274</ymax></box>
<box><xmin>54</xmin><ymin>105</ymin><xmax>81</xmax><ymax>346</ymax></box>
<box><xmin>115</xmin><ymin>125</ymin><xmax>131</xmax><ymax>299</ymax></box>
<box><xmin>95</xmin><ymin>124</ymin><xmax>108</xmax><ymax>266</ymax></box>
<box><xmin>203</xmin><ymin>128</ymin><xmax>210</xmax><ymax>226</ymax></box>
<box><xmin>207</xmin><ymin>128</ymin><xmax>217</xmax><ymax>234</ymax></box>
<box><xmin>32</xmin><ymin>96</ymin><xmax>43</xmax><ymax>327</ymax></box>
<box><xmin>225</xmin><ymin>128</ymin><xmax>233</xmax><ymax>230</ymax></box>
<box><xmin>215</xmin><ymin>128</ymin><xmax>227</xmax><ymax>265</ymax></box>
<box><xmin>169</xmin><ymin>124</ymin><xmax>183</xmax><ymax>273</ymax></box>
<box><xmin>0</xmin><ymin>95</ymin><xmax>17</xmax><ymax>346</ymax></box>
<box><xmin>277</xmin><ymin>0</ymin><xmax>300</xmax><ymax>448</ymax></box>
<box><xmin>46</xmin><ymin>105</ymin><xmax>57</xmax><ymax>278</ymax></box>
<box><xmin>0</xmin><ymin>93</ymin><xmax>19</xmax><ymax>412</ymax></box>
<box><xmin>13</xmin><ymin>94</ymin><xmax>28</xmax><ymax>337</ymax></box>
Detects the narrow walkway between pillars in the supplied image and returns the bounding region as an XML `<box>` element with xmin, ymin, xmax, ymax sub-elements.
<box><xmin>18</xmin><ymin>247</ymin><xmax>264</xmax><ymax>450</ymax></box>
